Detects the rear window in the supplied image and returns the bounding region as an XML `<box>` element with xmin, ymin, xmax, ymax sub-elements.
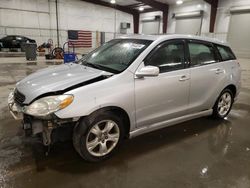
<box><xmin>216</xmin><ymin>45</ymin><xmax>236</xmax><ymax>61</ymax></box>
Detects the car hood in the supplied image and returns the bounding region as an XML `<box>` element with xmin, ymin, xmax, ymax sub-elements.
<box><xmin>16</xmin><ymin>63</ymin><xmax>111</xmax><ymax>104</ymax></box>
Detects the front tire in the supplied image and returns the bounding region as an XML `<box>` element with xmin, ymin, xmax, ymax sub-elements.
<box><xmin>213</xmin><ymin>89</ymin><xmax>234</xmax><ymax>119</ymax></box>
<box><xmin>73</xmin><ymin>112</ymin><xmax>125</xmax><ymax>162</ymax></box>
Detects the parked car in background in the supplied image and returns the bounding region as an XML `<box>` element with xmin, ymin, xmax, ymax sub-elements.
<box><xmin>0</xmin><ymin>35</ymin><xmax>36</xmax><ymax>51</ymax></box>
<box><xmin>8</xmin><ymin>34</ymin><xmax>241</xmax><ymax>162</ymax></box>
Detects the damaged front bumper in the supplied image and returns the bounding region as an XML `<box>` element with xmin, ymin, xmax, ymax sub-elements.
<box><xmin>8</xmin><ymin>91</ymin><xmax>23</xmax><ymax>120</ymax></box>
<box><xmin>8</xmin><ymin>91</ymin><xmax>79</xmax><ymax>146</ymax></box>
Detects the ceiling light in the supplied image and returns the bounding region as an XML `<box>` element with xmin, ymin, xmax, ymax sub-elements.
<box><xmin>176</xmin><ymin>0</ymin><xmax>183</xmax><ymax>5</ymax></box>
<box><xmin>139</xmin><ymin>7</ymin><xmax>144</xmax><ymax>11</ymax></box>
<box><xmin>110</xmin><ymin>0</ymin><xmax>116</xmax><ymax>4</ymax></box>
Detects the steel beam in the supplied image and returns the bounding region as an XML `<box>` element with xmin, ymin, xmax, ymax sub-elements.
<box><xmin>133</xmin><ymin>13</ymin><xmax>140</xmax><ymax>34</ymax></box>
<box><xmin>204</xmin><ymin>0</ymin><xmax>219</xmax><ymax>33</ymax></box>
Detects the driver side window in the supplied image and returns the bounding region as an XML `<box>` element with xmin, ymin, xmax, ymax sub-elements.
<box><xmin>145</xmin><ymin>41</ymin><xmax>185</xmax><ymax>73</ymax></box>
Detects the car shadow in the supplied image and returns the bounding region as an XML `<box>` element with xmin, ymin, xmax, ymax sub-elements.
<box><xmin>29</xmin><ymin>117</ymin><xmax>232</xmax><ymax>175</ymax></box>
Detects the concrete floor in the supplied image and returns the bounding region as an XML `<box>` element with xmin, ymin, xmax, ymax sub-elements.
<box><xmin>0</xmin><ymin>58</ymin><xmax>250</xmax><ymax>188</ymax></box>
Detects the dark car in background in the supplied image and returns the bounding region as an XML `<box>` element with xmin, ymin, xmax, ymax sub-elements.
<box><xmin>0</xmin><ymin>35</ymin><xmax>36</xmax><ymax>51</ymax></box>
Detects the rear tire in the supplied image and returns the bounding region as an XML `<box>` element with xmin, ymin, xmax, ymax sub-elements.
<box><xmin>213</xmin><ymin>89</ymin><xmax>234</xmax><ymax>119</ymax></box>
<box><xmin>73</xmin><ymin>111</ymin><xmax>125</xmax><ymax>162</ymax></box>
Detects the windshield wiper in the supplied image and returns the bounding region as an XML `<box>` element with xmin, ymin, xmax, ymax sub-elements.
<box><xmin>83</xmin><ymin>61</ymin><xmax>120</xmax><ymax>74</ymax></box>
<box><xmin>83</xmin><ymin>62</ymin><xmax>101</xmax><ymax>69</ymax></box>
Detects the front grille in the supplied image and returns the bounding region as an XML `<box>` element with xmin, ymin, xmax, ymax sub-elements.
<box><xmin>14</xmin><ymin>89</ymin><xmax>26</xmax><ymax>106</ymax></box>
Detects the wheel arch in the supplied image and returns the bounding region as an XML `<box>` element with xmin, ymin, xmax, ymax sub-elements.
<box><xmin>86</xmin><ymin>106</ymin><xmax>131</xmax><ymax>138</ymax></box>
<box><xmin>224</xmin><ymin>84</ymin><xmax>237</xmax><ymax>98</ymax></box>
<box><xmin>213</xmin><ymin>84</ymin><xmax>237</xmax><ymax>108</ymax></box>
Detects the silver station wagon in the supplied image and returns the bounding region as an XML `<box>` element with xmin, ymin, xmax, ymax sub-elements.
<box><xmin>8</xmin><ymin>34</ymin><xmax>241</xmax><ymax>162</ymax></box>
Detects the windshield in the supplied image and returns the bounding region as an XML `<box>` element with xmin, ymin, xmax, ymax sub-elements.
<box><xmin>80</xmin><ymin>39</ymin><xmax>152</xmax><ymax>73</ymax></box>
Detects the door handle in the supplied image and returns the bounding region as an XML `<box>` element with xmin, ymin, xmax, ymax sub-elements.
<box><xmin>179</xmin><ymin>75</ymin><xmax>190</xmax><ymax>81</ymax></box>
<box><xmin>215</xmin><ymin>68</ymin><xmax>224</xmax><ymax>74</ymax></box>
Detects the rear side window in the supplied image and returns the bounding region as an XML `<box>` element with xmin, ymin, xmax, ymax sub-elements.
<box><xmin>188</xmin><ymin>42</ymin><xmax>217</xmax><ymax>67</ymax></box>
<box><xmin>216</xmin><ymin>45</ymin><xmax>236</xmax><ymax>61</ymax></box>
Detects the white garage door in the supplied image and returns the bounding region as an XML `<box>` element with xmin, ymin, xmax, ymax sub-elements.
<box><xmin>142</xmin><ymin>21</ymin><xmax>160</xmax><ymax>34</ymax></box>
<box><xmin>227</xmin><ymin>13</ymin><xmax>250</xmax><ymax>58</ymax></box>
<box><xmin>175</xmin><ymin>18</ymin><xmax>202</xmax><ymax>35</ymax></box>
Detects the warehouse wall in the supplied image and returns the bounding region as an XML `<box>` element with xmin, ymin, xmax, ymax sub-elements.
<box><xmin>139</xmin><ymin>0</ymin><xmax>250</xmax><ymax>53</ymax></box>
<box><xmin>0</xmin><ymin>0</ymin><xmax>133</xmax><ymax>47</ymax></box>
<box><xmin>139</xmin><ymin>11</ymin><xmax>163</xmax><ymax>34</ymax></box>
<box><xmin>139</xmin><ymin>0</ymin><xmax>211</xmax><ymax>35</ymax></box>
<box><xmin>167</xmin><ymin>0</ymin><xmax>210</xmax><ymax>34</ymax></box>
<box><xmin>1</xmin><ymin>0</ymin><xmax>250</xmax><ymax>54</ymax></box>
<box><xmin>215</xmin><ymin>0</ymin><xmax>250</xmax><ymax>40</ymax></box>
<box><xmin>215</xmin><ymin>0</ymin><xmax>250</xmax><ymax>58</ymax></box>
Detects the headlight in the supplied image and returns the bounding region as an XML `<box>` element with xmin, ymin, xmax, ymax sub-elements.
<box><xmin>24</xmin><ymin>95</ymin><xmax>74</xmax><ymax>117</ymax></box>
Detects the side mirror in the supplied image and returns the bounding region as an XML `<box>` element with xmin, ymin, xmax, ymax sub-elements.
<box><xmin>135</xmin><ymin>66</ymin><xmax>159</xmax><ymax>78</ymax></box>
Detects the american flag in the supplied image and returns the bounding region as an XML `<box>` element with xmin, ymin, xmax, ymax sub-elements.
<box><xmin>68</xmin><ymin>30</ymin><xmax>92</xmax><ymax>48</ymax></box>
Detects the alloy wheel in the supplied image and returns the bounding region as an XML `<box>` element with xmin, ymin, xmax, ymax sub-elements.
<box><xmin>217</xmin><ymin>92</ymin><xmax>232</xmax><ymax>117</ymax></box>
<box><xmin>86</xmin><ymin>120</ymin><xmax>120</xmax><ymax>157</ymax></box>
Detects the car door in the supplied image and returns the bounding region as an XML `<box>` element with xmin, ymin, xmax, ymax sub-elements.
<box><xmin>135</xmin><ymin>40</ymin><xmax>191</xmax><ymax>128</ymax></box>
<box><xmin>7</xmin><ymin>36</ymin><xmax>16</xmax><ymax>48</ymax></box>
<box><xmin>187</xmin><ymin>40</ymin><xmax>226</xmax><ymax>114</ymax></box>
